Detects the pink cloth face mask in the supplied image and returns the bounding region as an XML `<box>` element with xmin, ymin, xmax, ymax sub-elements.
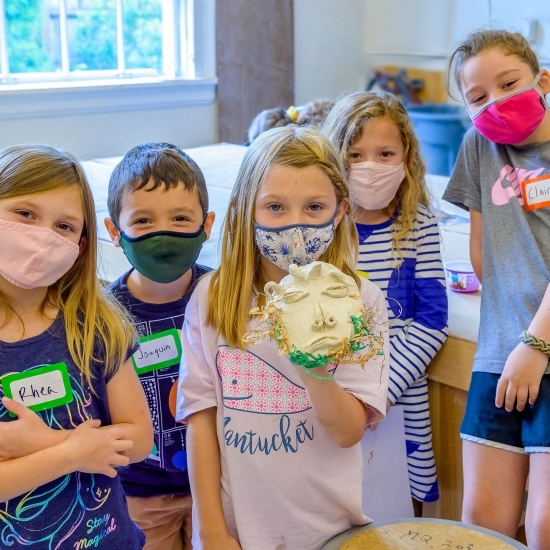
<box><xmin>469</xmin><ymin>72</ymin><xmax>547</xmax><ymax>144</ymax></box>
<box><xmin>0</xmin><ymin>218</ymin><xmax>80</xmax><ymax>289</ymax></box>
<box><xmin>347</xmin><ymin>161</ymin><xmax>405</xmax><ymax>210</ymax></box>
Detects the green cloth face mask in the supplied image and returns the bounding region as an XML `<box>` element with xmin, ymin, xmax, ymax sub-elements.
<box><xmin>116</xmin><ymin>225</ymin><xmax>207</xmax><ymax>284</ymax></box>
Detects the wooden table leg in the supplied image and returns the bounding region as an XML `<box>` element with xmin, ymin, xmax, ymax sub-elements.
<box><xmin>423</xmin><ymin>379</ymin><xmax>467</xmax><ymax>521</ymax></box>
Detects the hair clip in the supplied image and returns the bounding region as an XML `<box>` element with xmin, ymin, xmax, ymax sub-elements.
<box><xmin>287</xmin><ymin>106</ymin><xmax>299</xmax><ymax>122</ymax></box>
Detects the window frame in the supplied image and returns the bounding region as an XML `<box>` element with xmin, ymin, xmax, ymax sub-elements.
<box><xmin>0</xmin><ymin>0</ymin><xmax>7</xmax><ymax>79</ymax></box>
<box><xmin>0</xmin><ymin>0</ymin><xmax>216</xmax><ymax>119</ymax></box>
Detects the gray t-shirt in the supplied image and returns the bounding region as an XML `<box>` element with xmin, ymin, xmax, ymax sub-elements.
<box><xmin>443</xmin><ymin>126</ymin><xmax>550</xmax><ymax>374</ymax></box>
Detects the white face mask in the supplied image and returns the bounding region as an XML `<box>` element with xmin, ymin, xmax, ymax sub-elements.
<box><xmin>347</xmin><ymin>161</ymin><xmax>405</xmax><ymax>210</ymax></box>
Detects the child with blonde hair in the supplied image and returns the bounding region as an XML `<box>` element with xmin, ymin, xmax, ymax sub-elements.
<box><xmin>0</xmin><ymin>144</ymin><xmax>153</xmax><ymax>549</ymax></box>
<box><xmin>323</xmin><ymin>91</ymin><xmax>449</xmax><ymax>512</ymax></box>
<box><xmin>443</xmin><ymin>29</ymin><xmax>550</xmax><ymax>548</ymax></box>
<box><xmin>177</xmin><ymin>126</ymin><xmax>389</xmax><ymax>550</ymax></box>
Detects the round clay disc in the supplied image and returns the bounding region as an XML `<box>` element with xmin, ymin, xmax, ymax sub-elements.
<box><xmin>339</xmin><ymin>521</ymin><xmax>515</xmax><ymax>550</ymax></box>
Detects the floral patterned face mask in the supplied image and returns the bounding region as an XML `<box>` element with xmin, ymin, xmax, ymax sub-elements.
<box><xmin>254</xmin><ymin>210</ymin><xmax>337</xmax><ymax>271</ymax></box>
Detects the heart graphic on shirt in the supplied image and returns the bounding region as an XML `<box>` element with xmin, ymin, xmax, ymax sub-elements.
<box><xmin>216</xmin><ymin>346</ymin><xmax>312</xmax><ymax>414</ymax></box>
<box><xmin>491</xmin><ymin>164</ymin><xmax>545</xmax><ymax>206</ymax></box>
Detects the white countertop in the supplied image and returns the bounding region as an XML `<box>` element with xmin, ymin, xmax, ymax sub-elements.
<box><xmin>427</xmin><ymin>175</ymin><xmax>480</xmax><ymax>344</ymax></box>
<box><xmin>85</xmin><ymin>146</ymin><xmax>480</xmax><ymax>345</ymax></box>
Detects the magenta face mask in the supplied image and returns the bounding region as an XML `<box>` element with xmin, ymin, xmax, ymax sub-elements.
<box><xmin>468</xmin><ymin>72</ymin><xmax>547</xmax><ymax>144</ymax></box>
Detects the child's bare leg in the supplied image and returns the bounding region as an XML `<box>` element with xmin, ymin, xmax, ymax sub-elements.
<box><xmin>412</xmin><ymin>498</ymin><xmax>422</xmax><ymax>518</ymax></box>
<box><xmin>462</xmin><ymin>440</ymin><xmax>528</xmax><ymax>538</ymax></box>
<box><xmin>526</xmin><ymin>453</ymin><xmax>550</xmax><ymax>550</ymax></box>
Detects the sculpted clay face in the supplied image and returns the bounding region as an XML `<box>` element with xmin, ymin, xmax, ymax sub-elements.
<box><xmin>266</xmin><ymin>262</ymin><xmax>364</xmax><ymax>357</ymax></box>
<box><xmin>244</xmin><ymin>261</ymin><xmax>385</xmax><ymax>377</ymax></box>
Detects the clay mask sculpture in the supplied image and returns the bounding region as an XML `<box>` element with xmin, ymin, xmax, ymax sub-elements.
<box><xmin>243</xmin><ymin>261</ymin><xmax>384</xmax><ymax>378</ymax></box>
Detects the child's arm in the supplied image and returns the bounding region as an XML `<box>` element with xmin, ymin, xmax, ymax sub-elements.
<box><xmin>104</xmin><ymin>358</ymin><xmax>153</xmax><ymax>463</ymax></box>
<box><xmin>296</xmin><ymin>368</ymin><xmax>370</xmax><ymax>447</ymax></box>
<box><xmin>177</xmin><ymin>280</ymin><xmax>241</xmax><ymax>549</ymax></box>
<box><xmin>0</xmin><ymin>397</ymin><xmax>69</xmax><ymax>460</ymax></box>
<box><xmin>295</xmin><ymin>283</ymin><xmax>390</xmax><ymax>448</ymax></box>
<box><xmin>470</xmin><ymin>209</ymin><xmax>483</xmax><ymax>282</ymax></box>
<box><xmin>0</xmin><ymin>359</ymin><xmax>153</xmax><ymax>464</ymax></box>
<box><xmin>386</xmin><ymin>212</ymin><xmax>449</xmax><ymax>407</ymax></box>
<box><xmin>496</xmin><ymin>282</ymin><xmax>550</xmax><ymax>412</ymax></box>
<box><xmin>187</xmin><ymin>407</ymin><xmax>242</xmax><ymax>550</ymax></box>
<box><xmin>0</xmin><ymin>419</ymin><xmax>132</xmax><ymax>502</ymax></box>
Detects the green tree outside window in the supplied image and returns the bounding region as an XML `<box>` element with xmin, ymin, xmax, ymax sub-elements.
<box><xmin>4</xmin><ymin>0</ymin><xmax>162</xmax><ymax>75</ymax></box>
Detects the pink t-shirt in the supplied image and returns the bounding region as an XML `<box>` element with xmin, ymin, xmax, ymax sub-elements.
<box><xmin>177</xmin><ymin>274</ymin><xmax>389</xmax><ymax>550</ymax></box>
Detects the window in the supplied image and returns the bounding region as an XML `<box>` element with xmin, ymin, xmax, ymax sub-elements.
<box><xmin>0</xmin><ymin>0</ymin><xmax>216</xmax><ymax>119</ymax></box>
<box><xmin>0</xmin><ymin>0</ymin><xmax>202</xmax><ymax>84</ymax></box>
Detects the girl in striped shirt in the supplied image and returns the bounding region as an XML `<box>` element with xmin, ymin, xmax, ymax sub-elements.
<box><xmin>323</xmin><ymin>91</ymin><xmax>449</xmax><ymax>513</ymax></box>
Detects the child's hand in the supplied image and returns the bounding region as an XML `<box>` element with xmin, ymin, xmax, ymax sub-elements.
<box><xmin>496</xmin><ymin>343</ymin><xmax>549</xmax><ymax>412</ymax></box>
<box><xmin>0</xmin><ymin>397</ymin><xmax>68</xmax><ymax>460</ymax></box>
<box><xmin>367</xmin><ymin>399</ymin><xmax>391</xmax><ymax>432</ymax></box>
<box><xmin>62</xmin><ymin>420</ymin><xmax>134</xmax><ymax>477</ymax></box>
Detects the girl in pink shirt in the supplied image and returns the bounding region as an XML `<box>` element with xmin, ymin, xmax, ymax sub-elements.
<box><xmin>177</xmin><ymin>126</ymin><xmax>390</xmax><ymax>550</ymax></box>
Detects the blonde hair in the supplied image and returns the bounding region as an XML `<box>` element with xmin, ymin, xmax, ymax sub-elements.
<box><xmin>0</xmin><ymin>144</ymin><xmax>135</xmax><ymax>386</ymax></box>
<box><xmin>207</xmin><ymin>126</ymin><xmax>359</xmax><ymax>347</ymax></box>
<box><xmin>446</xmin><ymin>29</ymin><xmax>540</xmax><ymax>99</ymax></box>
<box><xmin>322</xmin><ymin>91</ymin><xmax>430</xmax><ymax>258</ymax></box>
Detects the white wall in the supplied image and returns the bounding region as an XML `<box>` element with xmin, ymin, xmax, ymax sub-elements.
<box><xmin>293</xmin><ymin>0</ymin><xmax>550</xmax><ymax>107</ymax></box>
<box><xmin>363</xmin><ymin>0</ymin><xmax>451</xmax><ymax>74</ymax></box>
<box><xmin>364</xmin><ymin>0</ymin><xmax>550</xmax><ymax>79</ymax></box>
<box><xmin>293</xmin><ymin>0</ymin><xmax>369</xmax><ymax>104</ymax></box>
<box><xmin>6</xmin><ymin>0</ymin><xmax>549</xmax><ymax>161</ymax></box>
<box><xmin>453</xmin><ymin>0</ymin><xmax>550</xmax><ymax>62</ymax></box>
<box><xmin>0</xmin><ymin>103</ymin><xmax>218</xmax><ymax>160</ymax></box>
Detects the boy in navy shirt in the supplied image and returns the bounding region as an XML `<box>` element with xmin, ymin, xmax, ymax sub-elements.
<box><xmin>104</xmin><ymin>143</ymin><xmax>214</xmax><ymax>550</ymax></box>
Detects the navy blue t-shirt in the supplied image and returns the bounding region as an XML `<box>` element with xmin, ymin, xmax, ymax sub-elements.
<box><xmin>0</xmin><ymin>318</ymin><xmax>145</xmax><ymax>549</ymax></box>
<box><xmin>107</xmin><ymin>264</ymin><xmax>210</xmax><ymax>498</ymax></box>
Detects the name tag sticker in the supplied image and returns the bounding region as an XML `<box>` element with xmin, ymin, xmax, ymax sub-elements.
<box><xmin>521</xmin><ymin>174</ymin><xmax>550</xmax><ymax>212</ymax></box>
<box><xmin>132</xmin><ymin>328</ymin><xmax>182</xmax><ymax>374</ymax></box>
<box><xmin>1</xmin><ymin>363</ymin><xmax>73</xmax><ymax>416</ymax></box>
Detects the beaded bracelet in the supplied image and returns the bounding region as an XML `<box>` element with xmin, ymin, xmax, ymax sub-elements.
<box><xmin>520</xmin><ymin>331</ymin><xmax>550</xmax><ymax>356</ymax></box>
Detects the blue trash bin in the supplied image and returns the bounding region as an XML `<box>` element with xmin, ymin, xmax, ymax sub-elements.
<box><xmin>406</xmin><ymin>104</ymin><xmax>471</xmax><ymax>177</ymax></box>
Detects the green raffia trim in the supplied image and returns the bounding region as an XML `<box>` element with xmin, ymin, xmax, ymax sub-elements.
<box><xmin>275</xmin><ymin>325</ymin><xmax>334</xmax><ymax>379</ymax></box>
<box><xmin>276</xmin><ymin>324</ymin><xmax>332</xmax><ymax>370</ymax></box>
<box><xmin>274</xmin><ymin>324</ymin><xmax>286</xmax><ymax>348</ymax></box>
<box><xmin>350</xmin><ymin>314</ymin><xmax>368</xmax><ymax>335</ymax></box>
<box><xmin>288</xmin><ymin>346</ymin><xmax>335</xmax><ymax>381</ymax></box>
<box><xmin>274</xmin><ymin>310</ymin><xmax>384</xmax><ymax>377</ymax></box>
<box><xmin>288</xmin><ymin>346</ymin><xmax>331</xmax><ymax>369</ymax></box>
<box><xmin>350</xmin><ymin>314</ymin><xmax>377</xmax><ymax>353</ymax></box>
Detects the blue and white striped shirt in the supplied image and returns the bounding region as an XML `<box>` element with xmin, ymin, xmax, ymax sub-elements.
<box><xmin>356</xmin><ymin>204</ymin><xmax>448</xmax><ymax>502</ymax></box>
